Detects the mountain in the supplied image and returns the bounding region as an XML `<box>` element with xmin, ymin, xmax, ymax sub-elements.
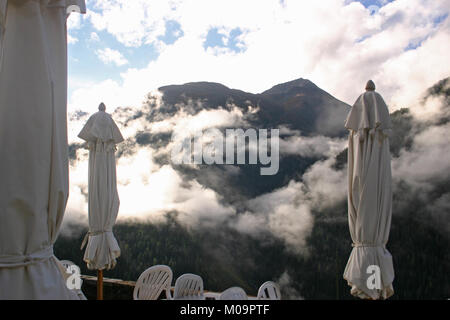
<box><xmin>106</xmin><ymin>78</ymin><xmax>352</xmax><ymax>200</ymax></box>
<box><xmin>259</xmin><ymin>78</ymin><xmax>350</xmax><ymax>136</ymax></box>
<box><xmin>158</xmin><ymin>78</ymin><xmax>350</xmax><ymax>137</ymax></box>
<box><xmin>149</xmin><ymin>78</ymin><xmax>351</xmax><ymax>199</ymax></box>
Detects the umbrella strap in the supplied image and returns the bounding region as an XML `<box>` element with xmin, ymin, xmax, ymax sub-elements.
<box><xmin>80</xmin><ymin>230</ymin><xmax>112</xmax><ymax>250</ymax></box>
<box><xmin>352</xmin><ymin>243</ymin><xmax>384</xmax><ymax>248</ymax></box>
<box><xmin>89</xmin><ymin>141</ymin><xmax>117</xmax><ymax>153</ymax></box>
<box><xmin>0</xmin><ymin>245</ymin><xmax>54</xmax><ymax>268</ymax></box>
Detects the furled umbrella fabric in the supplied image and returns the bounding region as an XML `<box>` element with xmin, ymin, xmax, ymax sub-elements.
<box><xmin>343</xmin><ymin>82</ymin><xmax>395</xmax><ymax>300</ymax></box>
<box><xmin>0</xmin><ymin>0</ymin><xmax>86</xmax><ymax>299</ymax></box>
<box><xmin>79</xmin><ymin>105</ymin><xmax>124</xmax><ymax>271</ymax></box>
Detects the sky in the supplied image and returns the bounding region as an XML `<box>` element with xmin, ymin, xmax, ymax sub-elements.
<box><xmin>67</xmin><ymin>0</ymin><xmax>450</xmax><ymax>115</ymax></box>
<box><xmin>63</xmin><ymin>0</ymin><xmax>450</xmax><ymax>253</ymax></box>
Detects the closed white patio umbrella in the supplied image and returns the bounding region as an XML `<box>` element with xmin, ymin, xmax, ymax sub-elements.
<box><xmin>343</xmin><ymin>80</ymin><xmax>395</xmax><ymax>300</ymax></box>
<box><xmin>79</xmin><ymin>103</ymin><xmax>124</xmax><ymax>299</ymax></box>
<box><xmin>0</xmin><ymin>0</ymin><xmax>86</xmax><ymax>299</ymax></box>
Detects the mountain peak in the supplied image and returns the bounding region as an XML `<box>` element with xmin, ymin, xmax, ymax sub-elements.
<box><xmin>158</xmin><ymin>81</ymin><xmax>231</xmax><ymax>93</ymax></box>
<box><xmin>261</xmin><ymin>78</ymin><xmax>318</xmax><ymax>95</ymax></box>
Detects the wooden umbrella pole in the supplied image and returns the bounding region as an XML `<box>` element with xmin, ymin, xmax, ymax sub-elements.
<box><xmin>97</xmin><ymin>269</ymin><xmax>103</xmax><ymax>300</ymax></box>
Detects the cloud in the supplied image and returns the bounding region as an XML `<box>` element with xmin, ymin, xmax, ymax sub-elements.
<box><xmin>67</xmin><ymin>8</ymin><xmax>82</xmax><ymax>30</ymax></box>
<box><xmin>385</xmin><ymin>86</ymin><xmax>450</xmax><ymax>234</ymax></box>
<box><xmin>65</xmin><ymin>142</ymin><xmax>237</xmax><ymax>227</ymax></box>
<box><xmin>71</xmin><ymin>0</ymin><xmax>450</xmax><ymax>115</ymax></box>
<box><xmin>391</xmin><ymin>82</ymin><xmax>450</xmax><ymax>191</ymax></box>
<box><xmin>68</xmin><ymin>79</ymin><xmax>138</xmax><ymax>114</ymax></box>
<box><xmin>171</xmin><ymin>179</ymin><xmax>237</xmax><ymax>228</ymax></box>
<box><xmin>150</xmin><ymin>106</ymin><xmax>247</xmax><ymax>136</ymax></box>
<box><xmin>229</xmin><ymin>154</ymin><xmax>348</xmax><ymax>253</ymax></box>
<box><xmin>95</xmin><ymin>48</ymin><xmax>129</xmax><ymax>66</ymax></box>
<box><xmin>376</xmin><ymin>18</ymin><xmax>450</xmax><ymax>110</ymax></box>
<box><xmin>65</xmin><ymin>101</ymin><xmax>246</xmax><ymax>234</ymax></box>
<box><xmin>67</xmin><ymin>7</ymin><xmax>82</xmax><ymax>45</ymax></box>
<box><xmin>280</xmin><ymin>135</ymin><xmax>347</xmax><ymax>158</ymax></box>
<box><xmin>87</xmin><ymin>0</ymin><xmax>180</xmax><ymax>47</ymax></box>
<box><xmin>302</xmin><ymin>158</ymin><xmax>348</xmax><ymax>211</ymax></box>
<box><xmin>276</xmin><ymin>271</ymin><xmax>304</xmax><ymax>300</ymax></box>
<box><xmin>232</xmin><ymin>180</ymin><xmax>314</xmax><ymax>254</ymax></box>
<box><xmin>409</xmin><ymin>78</ymin><xmax>450</xmax><ymax>122</ymax></box>
<box><xmin>90</xmin><ymin>32</ymin><xmax>100</xmax><ymax>42</ymax></box>
<box><xmin>392</xmin><ymin>122</ymin><xmax>450</xmax><ymax>188</ymax></box>
<box><xmin>67</xmin><ymin>34</ymin><xmax>79</xmax><ymax>44</ymax></box>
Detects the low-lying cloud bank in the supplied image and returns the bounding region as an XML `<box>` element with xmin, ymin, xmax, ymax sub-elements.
<box><xmin>63</xmin><ymin>77</ymin><xmax>450</xmax><ymax>253</ymax></box>
<box><xmin>63</xmin><ymin>91</ymin><xmax>348</xmax><ymax>253</ymax></box>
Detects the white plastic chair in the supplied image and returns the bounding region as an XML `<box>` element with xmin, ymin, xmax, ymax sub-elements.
<box><xmin>219</xmin><ymin>286</ymin><xmax>248</xmax><ymax>300</ymax></box>
<box><xmin>257</xmin><ymin>281</ymin><xmax>281</xmax><ymax>300</ymax></box>
<box><xmin>133</xmin><ymin>265</ymin><xmax>173</xmax><ymax>300</ymax></box>
<box><xmin>172</xmin><ymin>273</ymin><xmax>205</xmax><ymax>300</ymax></box>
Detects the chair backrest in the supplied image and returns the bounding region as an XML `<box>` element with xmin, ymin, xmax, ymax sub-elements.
<box><xmin>133</xmin><ymin>265</ymin><xmax>173</xmax><ymax>300</ymax></box>
<box><xmin>257</xmin><ymin>281</ymin><xmax>281</xmax><ymax>300</ymax></box>
<box><xmin>173</xmin><ymin>273</ymin><xmax>205</xmax><ymax>300</ymax></box>
<box><xmin>219</xmin><ymin>287</ymin><xmax>248</xmax><ymax>300</ymax></box>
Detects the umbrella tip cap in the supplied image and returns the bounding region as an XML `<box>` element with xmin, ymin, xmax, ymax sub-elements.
<box><xmin>365</xmin><ymin>80</ymin><xmax>376</xmax><ymax>91</ymax></box>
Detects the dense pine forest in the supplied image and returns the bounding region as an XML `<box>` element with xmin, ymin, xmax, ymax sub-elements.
<box><xmin>55</xmin><ymin>206</ymin><xmax>448</xmax><ymax>299</ymax></box>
